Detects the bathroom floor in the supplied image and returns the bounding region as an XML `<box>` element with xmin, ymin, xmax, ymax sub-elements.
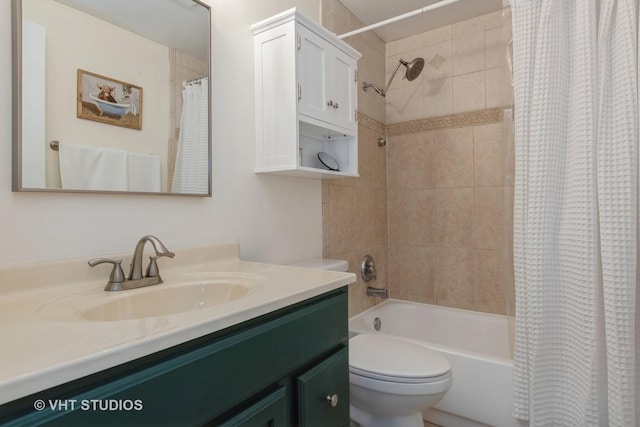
<box><xmin>351</xmin><ymin>421</ymin><xmax>442</xmax><ymax>426</ymax></box>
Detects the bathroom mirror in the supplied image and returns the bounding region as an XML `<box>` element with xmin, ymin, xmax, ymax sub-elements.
<box><xmin>11</xmin><ymin>0</ymin><xmax>212</xmax><ymax>196</ymax></box>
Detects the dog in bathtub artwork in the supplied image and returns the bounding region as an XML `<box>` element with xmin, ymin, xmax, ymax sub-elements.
<box><xmin>77</xmin><ymin>69</ymin><xmax>142</xmax><ymax>130</ymax></box>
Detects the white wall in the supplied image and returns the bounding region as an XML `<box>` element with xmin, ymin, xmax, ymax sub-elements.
<box><xmin>0</xmin><ymin>0</ymin><xmax>323</xmax><ymax>266</ymax></box>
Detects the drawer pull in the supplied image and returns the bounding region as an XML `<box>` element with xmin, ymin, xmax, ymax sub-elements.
<box><xmin>326</xmin><ymin>394</ymin><xmax>339</xmax><ymax>407</ymax></box>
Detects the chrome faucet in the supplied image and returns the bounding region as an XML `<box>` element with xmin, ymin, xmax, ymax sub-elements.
<box><xmin>89</xmin><ymin>235</ymin><xmax>175</xmax><ymax>291</ymax></box>
<box><xmin>360</xmin><ymin>255</ymin><xmax>388</xmax><ymax>299</ymax></box>
<box><xmin>366</xmin><ymin>286</ymin><xmax>388</xmax><ymax>299</ymax></box>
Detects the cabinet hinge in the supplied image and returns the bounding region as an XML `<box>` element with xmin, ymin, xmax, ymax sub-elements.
<box><xmin>355</xmin><ymin>70</ymin><xmax>358</xmax><ymax>83</ymax></box>
<box><xmin>298</xmin><ymin>85</ymin><xmax>302</xmax><ymax>100</ymax></box>
<box><xmin>297</xmin><ymin>35</ymin><xmax>301</xmax><ymax>50</ymax></box>
<box><xmin>355</xmin><ymin>110</ymin><xmax>358</xmax><ymax>121</ymax></box>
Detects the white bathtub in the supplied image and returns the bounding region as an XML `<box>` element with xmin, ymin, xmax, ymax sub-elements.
<box><xmin>349</xmin><ymin>299</ymin><xmax>525</xmax><ymax>427</ymax></box>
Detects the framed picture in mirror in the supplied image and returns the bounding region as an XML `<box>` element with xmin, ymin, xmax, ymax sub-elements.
<box><xmin>77</xmin><ymin>69</ymin><xmax>143</xmax><ymax>130</ymax></box>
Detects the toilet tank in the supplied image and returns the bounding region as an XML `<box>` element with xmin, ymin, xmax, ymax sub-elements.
<box><xmin>289</xmin><ymin>259</ymin><xmax>349</xmax><ymax>272</ymax></box>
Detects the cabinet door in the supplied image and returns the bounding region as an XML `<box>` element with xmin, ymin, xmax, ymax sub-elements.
<box><xmin>297</xmin><ymin>347</ymin><xmax>349</xmax><ymax>427</ymax></box>
<box><xmin>328</xmin><ymin>48</ymin><xmax>357</xmax><ymax>133</ymax></box>
<box><xmin>254</xmin><ymin>20</ymin><xmax>298</xmax><ymax>171</ymax></box>
<box><xmin>297</xmin><ymin>24</ymin><xmax>330</xmax><ymax>123</ymax></box>
<box><xmin>218</xmin><ymin>387</ymin><xmax>287</xmax><ymax>427</ymax></box>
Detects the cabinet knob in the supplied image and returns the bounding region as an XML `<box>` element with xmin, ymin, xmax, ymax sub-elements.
<box><xmin>326</xmin><ymin>394</ymin><xmax>339</xmax><ymax>407</ymax></box>
<box><xmin>333</xmin><ymin>102</ymin><xmax>339</xmax><ymax>109</ymax></box>
<box><xmin>327</xmin><ymin>100</ymin><xmax>334</xmax><ymax>107</ymax></box>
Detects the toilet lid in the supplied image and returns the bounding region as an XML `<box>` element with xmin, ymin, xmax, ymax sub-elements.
<box><xmin>349</xmin><ymin>334</ymin><xmax>451</xmax><ymax>382</ymax></box>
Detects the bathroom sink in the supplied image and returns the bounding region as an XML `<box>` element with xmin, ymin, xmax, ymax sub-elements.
<box><xmin>38</xmin><ymin>273</ymin><xmax>261</xmax><ymax>322</ymax></box>
<box><xmin>80</xmin><ymin>281</ymin><xmax>251</xmax><ymax>321</ymax></box>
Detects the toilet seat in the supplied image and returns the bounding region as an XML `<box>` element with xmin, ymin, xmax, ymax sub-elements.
<box><xmin>350</xmin><ymin>369</ymin><xmax>452</xmax><ymax>396</ymax></box>
<box><xmin>349</xmin><ymin>334</ymin><xmax>451</xmax><ymax>383</ymax></box>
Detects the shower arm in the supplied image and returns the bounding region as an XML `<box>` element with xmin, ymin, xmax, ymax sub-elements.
<box><xmin>363</xmin><ymin>60</ymin><xmax>404</xmax><ymax>97</ymax></box>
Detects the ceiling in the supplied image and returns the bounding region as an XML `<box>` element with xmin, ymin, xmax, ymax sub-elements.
<box><xmin>338</xmin><ymin>0</ymin><xmax>504</xmax><ymax>42</ymax></box>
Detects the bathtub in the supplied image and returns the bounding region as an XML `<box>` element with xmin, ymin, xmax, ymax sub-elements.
<box><xmin>349</xmin><ymin>299</ymin><xmax>524</xmax><ymax>427</ymax></box>
<box><xmin>89</xmin><ymin>94</ymin><xmax>132</xmax><ymax>117</ymax></box>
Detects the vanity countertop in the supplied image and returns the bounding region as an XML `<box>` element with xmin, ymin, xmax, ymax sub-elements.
<box><xmin>0</xmin><ymin>243</ymin><xmax>356</xmax><ymax>405</ymax></box>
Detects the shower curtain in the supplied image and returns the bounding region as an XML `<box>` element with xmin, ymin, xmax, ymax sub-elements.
<box><xmin>172</xmin><ymin>78</ymin><xmax>209</xmax><ymax>194</ymax></box>
<box><xmin>511</xmin><ymin>0</ymin><xmax>638</xmax><ymax>425</ymax></box>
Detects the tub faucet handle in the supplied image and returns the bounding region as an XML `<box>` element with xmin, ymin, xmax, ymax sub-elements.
<box><xmin>361</xmin><ymin>255</ymin><xmax>377</xmax><ymax>282</ymax></box>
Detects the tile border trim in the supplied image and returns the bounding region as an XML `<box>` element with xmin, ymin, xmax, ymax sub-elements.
<box><xmin>358</xmin><ymin>108</ymin><xmax>506</xmax><ymax>137</ymax></box>
<box><xmin>357</xmin><ymin>112</ymin><xmax>385</xmax><ymax>134</ymax></box>
<box><xmin>386</xmin><ymin>108</ymin><xmax>505</xmax><ymax>136</ymax></box>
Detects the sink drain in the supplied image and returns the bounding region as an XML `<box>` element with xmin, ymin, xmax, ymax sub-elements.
<box><xmin>374</xmin><ymin>317</ymin><xmax>382</xmax><ymax>331</ymax></box>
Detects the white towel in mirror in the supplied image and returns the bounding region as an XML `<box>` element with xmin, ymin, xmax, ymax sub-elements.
<box><xmin>59</xmin><ymin>142</ymin><xmax>128</xmax><ymax>191</ymax></box>
<box><xmin>128</xmin><ymin>152</ymin><xmax>161</xmax><ymax>192</ymax></box>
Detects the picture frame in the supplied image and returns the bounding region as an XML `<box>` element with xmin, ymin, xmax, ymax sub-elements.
<box><xmin>76</xmin><ymin>69</ymin><xmax>143</xmax><ymax>130</ymax></box>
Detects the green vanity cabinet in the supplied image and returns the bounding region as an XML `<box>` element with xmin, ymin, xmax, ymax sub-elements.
<box><xmin>0</xmin><ymin>288</ymin><xmax>350</xmax><ymax>427</ymax></box>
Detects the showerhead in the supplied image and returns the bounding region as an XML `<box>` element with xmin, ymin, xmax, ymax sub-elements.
<box><xmin>362</xmin><ymin>57</ymin><xmax>425</xmax><ymax>97</ymax></box>
<box><xmin>400</xmin><ymin>57</ymin><xmax>425</xmax><ymax>81</ymax></box>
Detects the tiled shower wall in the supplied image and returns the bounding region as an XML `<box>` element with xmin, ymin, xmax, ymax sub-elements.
<box><xmin>387</xmin><ymin>10</ymin><xmax>514</xmax><ymax>315</ymax></box>
<box><xmin>386</xmin><ymin>9</ymin><xmax>513</xmax><ymax>123</ymax></box>
<box><xmin>321</xmin><ymin>2</ymin><xmax>514</xmax><ymax>316</ymax></box>
<box><xmin>387</xmin><ymin>113</ymin><xmax>514</xmax><ymax>314</ymax></box>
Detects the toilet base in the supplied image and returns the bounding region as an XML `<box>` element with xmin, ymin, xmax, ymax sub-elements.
<box><xmin>350</xmin><ymin>404</ymin><xmax>423</xmax><ymax>427</ymax></box>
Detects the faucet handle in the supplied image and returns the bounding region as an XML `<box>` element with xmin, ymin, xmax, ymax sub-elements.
<box><xmin>145</xmin><ymin>256</ymin><xmax>160</xmax><ymax>278</ymax></box>
<box><xmin>145</xmin><ymin>251</ymin><xmax>174</xmax><ymax>278</ymax></box>
<box><xmin>360</xmin><ymin>255</ymin><xmax>377</xmax><ymax>282</ymax></box>
<box><xmin>88</xmin><ymin>258</ymin><xmax>126</xmax><ymax>290</ymax></box>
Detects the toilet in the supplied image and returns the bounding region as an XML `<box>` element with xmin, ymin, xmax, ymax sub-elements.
<box><xmin>290</xmin><ymin>258</ymin><xmax>452</xmax><ymax>427</ymax></box>
<box><xmin>349</xmin><ymin>334</ymin><xmax>452</xmax><ymax>427</ymax></box>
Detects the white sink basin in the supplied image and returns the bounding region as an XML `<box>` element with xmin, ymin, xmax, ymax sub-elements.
<box><xmin>38</xmin><ymin>273</ymin><xmax>262</xmax><ymax>322</ymax></box>
<box><xmin>80</xmin><ymin>281</ymin><xmax>251</xmax><ymax>321</ymax></box>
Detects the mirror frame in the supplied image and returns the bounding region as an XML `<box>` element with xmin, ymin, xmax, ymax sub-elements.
<box><xmin>11</xmin><ymin>0</ymin><xmax>212</xmax><ymax>197</ymax></box>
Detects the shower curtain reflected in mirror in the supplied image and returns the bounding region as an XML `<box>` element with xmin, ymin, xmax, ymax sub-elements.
<box><xmin>172</xmin><ymin>77</ymin><xmax>209</xmax><ymax>194</ymax></box>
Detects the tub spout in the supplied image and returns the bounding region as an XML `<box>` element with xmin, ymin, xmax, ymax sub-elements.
<box><xmin>366</xmin><ymin>286</ymin><xmax>388</xmax><ymax>299</ymax></box>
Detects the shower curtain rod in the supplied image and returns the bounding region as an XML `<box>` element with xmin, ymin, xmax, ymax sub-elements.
<box><xmin>183</xmin><ymin>77</ymin><xmax>205</xmax><ymax>87</ymax></box>
<box><xmin>338</xmin><ymin>0</ymin><xmax>462</xmax><ymax>39</ymax></box>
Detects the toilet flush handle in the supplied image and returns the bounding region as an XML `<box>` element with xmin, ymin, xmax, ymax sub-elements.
<box><xmin>326</xmin><ymin>394</ymin><xmax>339</xmax><ymax>407</ymax></box>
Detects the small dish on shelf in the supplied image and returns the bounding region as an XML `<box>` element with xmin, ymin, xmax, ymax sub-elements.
<box><xmin>317</xmin><ymin>152</ymin><xmax>340</xmax><ymax>171</ymax></box>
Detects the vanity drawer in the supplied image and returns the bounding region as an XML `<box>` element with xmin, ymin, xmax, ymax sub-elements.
<box><xmin>218</xmin><ymin>386</ymin><xmax>287</xmax><ymax>427</ymax></box>
<box><xmin>1</xmin><ymin>289</ymin><xmax>348</xmax><ymax>427</ymax></box>
<box><xmin>297</xmin><ymin>347</ymin><xmax>350</xmax><ymax>427</ymax></box>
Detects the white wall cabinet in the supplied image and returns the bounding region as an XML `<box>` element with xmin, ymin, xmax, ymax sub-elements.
<box><xmin>252</xmin><ymin>9</ymin><xmax>361</xmax><ymax>178</ymax></box>
<box><xmin>297</xmin><ymin>24</ymin><xmax>357</xmax><ymax>132</ymax></box>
